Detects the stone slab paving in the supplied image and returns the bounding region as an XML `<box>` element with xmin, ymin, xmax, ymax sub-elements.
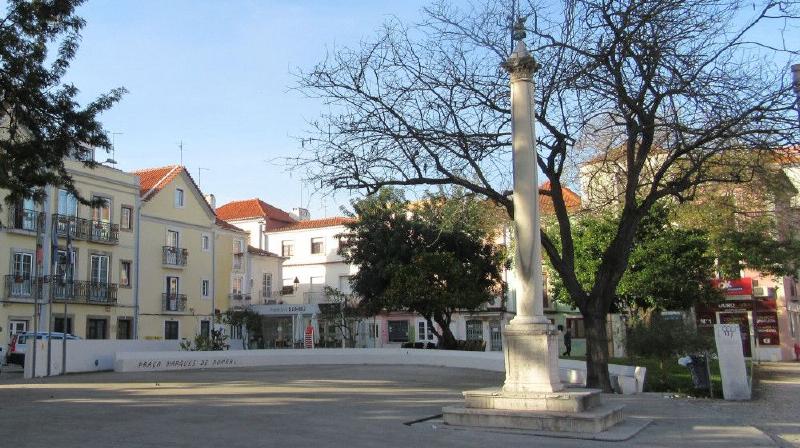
<box><xmin>0</xmin><ymin>362</ymin><xmax>797</xmax><ymax>447</ymax></box>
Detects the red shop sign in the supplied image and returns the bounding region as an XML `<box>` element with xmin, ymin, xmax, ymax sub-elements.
<box><xmin>712</xmin><ymin>278</ymin><xmax>754</xmax><ymax>297</ymax></box>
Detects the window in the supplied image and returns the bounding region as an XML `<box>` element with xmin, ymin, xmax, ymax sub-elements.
<box><xmin>57</xmin><ymin>189</ymin><xmax>78</xmax><ymax>217</ymax></box>
<box><xmin>281</xmin><ymin>240</ymin><xmax>294</xmax><ymax>257</ymax></box>
<box><xmin>262</xmin><ymin>273</ymin><xmax>272</xmax><ymax>298</ymax></box>
<box><xmin>10</xmin><ymin>252</ymin><xmax>34</xmax><ymax>297</ymax></box>
<box><xmin>200</xmin><ymin>320</ymin><xmax>211</xmax><ymax>338</ymax></box>
<box><xmin>92</xmin><ymin>196</ymin><xmax>111</xmax><ymax>223</ymax></box>
<box><xmin>53</xmin><ymin>316</ymin><xmax>74</xmax><ymax>335</ymax></box>
<box><xmin>90</xmin><ymin>255</ymin><xmax>109</xmax><ymax>284</ymax></box>
<box><xmin>87</xmin><ymin>318</ymin><xmax>108</xmax><ymax>339</ymax></box>
<box><xmin>201</xmin><ymin>279</ymin><xmax>210</xmax><ymax>298</ymax></box>
<box><xmin>120</xmin><ymin>206</ymin><xmax>133</xmax><ymax>231</ymax></box>
<box><xmin>311</xmin><ymin>237</ymin><xmax>324</xmax><ymax>255</ymax></box>
<box><xmin>201</xmin><ymin>234</ymin><xmax>210</xmax><ymax>251</ymax></box>
<box><xmin>11</xmin><ymin>198</ymin><xmax>37</xmax><ymax>231</ymax></box>
<box><xmin>233</xmin><ymin>239</ymin><xmax>244</xmax><ymax>254</ymax></box>
<box><xmin>232</xmin><ymin>276</ymin><xmax>243</xmax><ymax>294</ymax></box>
<box><xmin>466</xmin><ymin>320</ymin><xmax>484</xmax><ymax>341</ymax></box>
<box><xmin>164</xmin><ymin>321</ymin><xmax>179</xmax><ymax>340</ymax></box>
<box><xmin>338</xmin><ymin>275</ymin><xmax>353</xmax><ymax>295</ymax></box>
<box><xmin>166</xmin><ymin>230</ymin><xmax>180</xmax><ymax>248</ymax></box>
<box><xmin>388</xmin><ymin>320</ymin><xmax>409</xmax><ymax>342</ymax></box>
<box><xmin>120</xmin><ymin>260</ymin><xmax>131</xmax><ymax>288</ymax></box>
<box><xmin>369</xmin><ymin>323</ymin><xmax>380</xmax><ymax>339</ymax></box>
<box><xmin>117</xmin><ymin>318</ymin><xmax>133</xmax><ymax>339</ymax></box>
<box><xmin>175</xmin><ymin>188</ymin><xmax>184</xmax><ymax>207</ymax></box>
<box><xmin>12</xmin><ymin>252</ymin><xmax>33</xmax><ymax>278</ymax></box>
<box><xmin>418</xmin><ymin>321</ymin><xmax>434</xmax><ymax>341</ymax></box>
<box><xmin>166</xmin><ymin>276</ymin><xmax>180</xmax><ymax>295</ymax></box>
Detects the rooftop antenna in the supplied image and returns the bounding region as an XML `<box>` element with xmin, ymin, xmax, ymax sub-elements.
<box><xmin>198</xmin><ymin>167</ymin><xmax>210</xmax><ymax>189</ymax></box>
<box><xmin>178</xmin><ymin>140</ymin><xmax>185</xmax><ymax>166</ymax></box>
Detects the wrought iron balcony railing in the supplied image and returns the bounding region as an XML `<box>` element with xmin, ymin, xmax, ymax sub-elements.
<box><xmin>7</xmin><ymin>208</ymin><xmax>43</xmax><ymax>233</ymax></box>
<box><xmin>53</xmin><ymin>214</ymin><xmax>119</xmax><ymax>244</ymax></box>
<box><xmin>3</xmin><ymin>275</ymin><xmax>37</xmax><ymax>299</ymax></box>
<box><xmin>162</xmin><ymin>246</ymin><xmax>189</xmax><ymax>266</ymax></box>
<box><xmin>3</xmin><ymin>275</ymin><xmax>117</xmax><ymax>304</ymax></box>
<box><xmin>50</xmin><ymin>278</ymin><xmax>118</xmax><ymax>305</ymax></box>
<box><xmin>162</xmin><ymin>293</ymin><xmax>187</xmax><ymax>312</ymax></box>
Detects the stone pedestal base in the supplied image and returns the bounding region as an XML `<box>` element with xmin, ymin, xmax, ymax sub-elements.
<box><xmin>441</xmin><ymin>322</ymin><xmax>626</xmax><ymax>435</ymax></box>
<box><xmin>501</xmin><ymin>322</ymin><xmax>563</xmax><ymax>393</ymax></box>
<box><xmin>442</xmin><ymin>388</ymin><xmax>623</xmax><ymax>433</ymax></box>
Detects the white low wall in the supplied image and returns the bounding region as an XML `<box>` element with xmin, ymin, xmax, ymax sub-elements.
<box><xmin>25</xmin><ymin>340</ymin><xmax>181</xmax><ymax>378</ymax></box>
<box><xmin>114</xmin><ymin>348</ymin><xmax>646</xmax><ymax>394</ymax></box>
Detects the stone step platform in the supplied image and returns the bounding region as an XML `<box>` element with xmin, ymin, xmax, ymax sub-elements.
<box><xmin>442</xmin><ymin>402</ymin><xmax>625</xmax><ymax>434</ymax></box>
<box><xmin>463</xmin><ymin>387</ymin><xmax>603</xmax><ymax>413</ymax></box>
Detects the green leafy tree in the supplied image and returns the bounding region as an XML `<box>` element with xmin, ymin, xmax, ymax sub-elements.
<box><xmin>549</xmin><ymin>204</ymin><xmax>720</xmax><ymax>315</ymax></box>
<box><xmin>674</xmin><ymin>170</ymin><xmax>800</xmax><ymax>279</ymax></box>
<box><xmin>0</xmin><ymin>0</ymin><xmax>125</xmax><ymax>209</ymax></box>
<box><xmin>221</xmin><ymin>309</ymin><xmax>263</xmax><ymax>349</ymax></box>
<box><xmin>342</xmin><ymin>188</ymin><xmax>505</xmax><ymax>349</ymax></box>
<box><xmin>319</xmin><ymin>286</ymin><xmax>370</xmax><ymax>348</ymax></box>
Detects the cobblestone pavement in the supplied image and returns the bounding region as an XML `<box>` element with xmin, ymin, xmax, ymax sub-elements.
<box><xmin>0</xmin><ymin>362</ymin><xmax>797</xmax><ymax>447</ymax></box>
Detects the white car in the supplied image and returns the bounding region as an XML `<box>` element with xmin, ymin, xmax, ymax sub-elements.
<box><xmin>7</xmin><ymin>331</ymin><xmax>80</xmax><ymax>365</ymax></box>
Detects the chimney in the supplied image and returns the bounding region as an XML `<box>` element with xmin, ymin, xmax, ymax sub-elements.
<box><xmin>204</xmin><ymin>193</ymin><xmax>216</xmax><ymax>209</ymax></box>
<box><xmin>291</xmin><ymin>207</ymin><xmax>310</xmax><ymax>221</ymax></box>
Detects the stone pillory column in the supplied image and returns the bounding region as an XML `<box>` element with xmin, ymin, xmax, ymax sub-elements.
<box><xmin>500</xmin><ymin>17</ymin><xmax>562</xmax><ymax>394</ymax></box>
<box><xmin>441</xmin><ymin>17</ymin><xmax>629</xmax><ymax>436</ymax></box>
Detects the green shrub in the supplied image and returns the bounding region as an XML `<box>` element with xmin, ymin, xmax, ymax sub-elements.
<box><xmin>627</xmin><ymin>317</ymin><xmax>713</xmax><ymax>361</ymax></box>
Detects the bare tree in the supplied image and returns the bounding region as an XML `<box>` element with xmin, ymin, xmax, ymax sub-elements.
<box><xmin>294</xmin><ymin>0</ymin><xmax>799</xmax><ymax>391</ymax></box>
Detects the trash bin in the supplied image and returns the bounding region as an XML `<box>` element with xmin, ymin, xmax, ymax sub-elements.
<box><xmin>679</xmin><ymin>354</ymin><xmax>710</xmax><ymax>390</ymax></box>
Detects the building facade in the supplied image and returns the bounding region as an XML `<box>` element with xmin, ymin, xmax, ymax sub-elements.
<box><xmin>133</xmin><ymin>165</ymin><xmax>216</xmax><ymax>341</ymax></box>
<box><xmin>1</xmin><ymin>159</ymin><xmax>139</xmax><ymax>347</ymax></box>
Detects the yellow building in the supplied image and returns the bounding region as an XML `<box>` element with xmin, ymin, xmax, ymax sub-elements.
<box><xmin>212</xmin><ymin>216</ymin><xmax>249</xmax><ymax>313</ymax></box>
<box><xmin>132</xmin><ymin>165</ymin><xmax>217</xmax><ymax>340</ymax></box>
<box><xmin>1</xmin><ymin>159</ymin><xmax>139</xmax><ymax>346</ymax></box>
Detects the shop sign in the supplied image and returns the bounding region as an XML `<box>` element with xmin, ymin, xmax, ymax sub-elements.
<box><xmin>712</xmin><ymin>278</ymin><xmax>753</xmax><ymax>298</ymax></box>
<box><xmin>755</xmin><ymin>311</ymin><xmax>780</xmax><ymax>346</ymax></box>
<box><xmin>253</xmin><ymin>303</ymin><xmax>319</xmax><ymax>315</ymax></box>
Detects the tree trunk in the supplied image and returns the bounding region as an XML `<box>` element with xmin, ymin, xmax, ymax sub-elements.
<box><xmin>584</xmin><ymin>309</ymin><xmax>613</xmax><ymax>392</ymax></box>
<box><xmin>433</xmin><ymin>314</ymin><xmax>458</xmax><ymax>349</ymax></box>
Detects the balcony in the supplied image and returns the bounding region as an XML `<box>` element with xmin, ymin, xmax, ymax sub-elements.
<box><xmin>3</xmin><ymin>275</ymin><xmax>38</xmax><ymax>300</ymax></box>
<box><xmin>162</xmin><ymin>246</ymin><xmax>188</xmax><ymax>267</ymax></box>
<box><xmin>229</xmin><ymin>293</ymin><xmax>251</xmax><ymax>309</ymax></box>
<box><xmin>50</xmin><ymin>278</ymin><xmax>118</xmax><ymax>305</ymax></box>
<box><xmin>303</xmin><ymin>291</ymin><xmax>326</xmax><ymax>304</ymax></box>
<box><xmin>162</xmin><ymin>293</ymin><xmax>187</xmax><ymax>312</ymax></box>
<box><xmin>6</xmin><ymin>208</ymin><xmax>43</xmax><ymax>233</ymax></box>
<box><xmin>53</xmin><ymin>214</ymin><xmax>119</xmax><ymax>244</ymax></box>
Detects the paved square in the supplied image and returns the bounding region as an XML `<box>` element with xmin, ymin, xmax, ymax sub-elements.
<box><xmin>0</xmin><ymin>364</ymin><xmax>797</xmax><ymax>447</ymax></box>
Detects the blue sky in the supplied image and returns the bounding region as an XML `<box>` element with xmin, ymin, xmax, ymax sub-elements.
<box><xmin>62</xmin><ymin>1</ymin><xmax>799</xmax><ymax>218</ymax></box>
<box><xmin>66</xmin><ymin>0</ymin><xmax>431</xmax><ymax>217</ymax></box>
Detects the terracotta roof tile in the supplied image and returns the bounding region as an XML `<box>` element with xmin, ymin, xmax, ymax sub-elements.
<box><xmin>539</xmin><ymin>181</ymin><xmax>581</xmax><ymax>214</ymax></box>
<box><xmin>215</xmin><ymin>218</ymin><xmax>246</xmax><ymax>233</ymax></box>
<box><xmin>131</xmin><ymin>165</ymin><xmax>183</xmax><ymax>201</ymax></box>
<box><xmin>216</xmin><ymin>199</ymin><xmax>296</xmax><ymax>229</ymax></box>
<box><xmin>247</xmin><ymin>245</ymin><xmax>282</xmax><ymax>258</ymax></box>
<box><xmin>270</xmin><ymin>217</ymin><xmax>355</xmax><ymax>232</ymax></box>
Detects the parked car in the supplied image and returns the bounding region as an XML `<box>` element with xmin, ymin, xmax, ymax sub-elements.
<box><xmin>7</xmin><ymin>332</ymin><xmax>80</xmax><ymax>365</ymax></box>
